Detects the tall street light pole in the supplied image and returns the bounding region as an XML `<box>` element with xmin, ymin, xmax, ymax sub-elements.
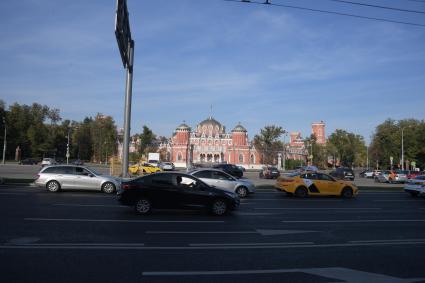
<box><xmin>401</xmin><ymin>127</ymin><xmax>405</xmax><ymax>171</ymax></box>
<box><xmin>2</xmin><ymin>117</ymin><xmax>6</xmax><ymax>165</ymax></box>
<box><xmin>66</xmin><ymin>128</ymin><xmax>70</xmax><ymax>164</ymax></box>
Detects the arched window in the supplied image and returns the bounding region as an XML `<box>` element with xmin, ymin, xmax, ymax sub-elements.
<box><xmin>250</xmin><ymin>154</ymin><xmax>255</xmax><ymax>164</ymax></box>
<box><xmin>239</xmin><ymin>154</ymin><xmax>244</xmax><ymax>163</ymax></box>
<box><xmin>177</xmin><ymin>152</ymin><xmax>182</xmax><ymax>161</ymax></box>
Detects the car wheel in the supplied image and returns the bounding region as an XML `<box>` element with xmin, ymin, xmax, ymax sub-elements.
<box><xmin>135</xmin><ymin>198</ymin><xmax>152</xmax><ymax>215</ymax></box>
<box><xmin>211</xmin><ymin>199</ymin><xmax>228</xmax><ymax>216</ymax></box>
<box><xmin>46</xmin><ymin>180</ymin><xmax>60</xmax><ymax>192</ymax></box>
<box><xmin>409</xmin><ymin>191</ymin><xmax>419</xmax><ymax>197</ymax></box>
<box><xmin>341</xmin><ymin>187</ymin><xmax>354</xmax><ymax>198</ymax></box>
<box><xmin>295</xmin><ymin>186</ymin><xmax>308</xmax><ymax>198</ymax></box>
<box><xmin>236</xmin><ymin>186</ymin><xmax>248</xmax><ymax>198</ymax></box>
<box><xmin>102</xmin><ymin>182</ymin><xmax>116</xmax><ymax>194</ymax></box>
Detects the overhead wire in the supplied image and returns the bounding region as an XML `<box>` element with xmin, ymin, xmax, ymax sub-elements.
<box><xmin>325</xmin><ymin>0</ymin><xmax>425</xmax><ymax>14</ymax></box>
<box><xmin>224</xmin><ymin>0</ymin><xmax>425</xmax><ymax>27</ymax></box>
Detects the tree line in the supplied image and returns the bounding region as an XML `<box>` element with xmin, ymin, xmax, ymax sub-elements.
<box><xmin>0</xmin><ymin>101</ymin><xmax>117</xmax><ymax>162</ymax></box>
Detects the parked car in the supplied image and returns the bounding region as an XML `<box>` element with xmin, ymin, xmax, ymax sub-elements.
<box><xmin>34</xmin><ymin>165</ymin><xmax>120</xmax><ymax>193</ymax></box>
<box><xmin>41</xmin><ymin>158</ymin><xmax>57</xmax><ymax>167</ymax></box>
<box><xmin>188</xmin><ymin>168</ymin><xmax>255</xmax><ymax>198</ymax></box>
<box><xmin>212</xmin><ymin>163</ymin><xmax>243</xmax><ymax>178</ymax></box>
<box><xmin>275</xmin><ymin>172</ymin><xmax>358</xmax><ymax>198</ymax></box>
<box><xmin>118</xmin><ymin>172</ymin><xmax>240</xmax><ymax>215</ymax></box>
<box><xmin>128</xmin><ymin>163</ymin><xmax>162</xmax><ymax>175</ymax></box>
<box><xmin>404</xmin><ymin>175</ymin><xmax>425</xmax><ymax>197</ymax></box>
<box><xmin>19</xmin><ymin>158</ymin><xmax>39</xmax><ymax>165</ymax></box>
<box><xmin>159</xmin><ymin>162</ymin><xmax>175</xmax><ymax>171</ymax></box>
<box><xmin>237</xmin><ymin>165</ymin><xmax>246</xmax><ymax>172</ymax></box>
<box><xmin>359</xmin><ymin>169</ymin><xmax>373</xmax><ymax>178</ymax></box>
<box><xmin>375</xmin><ymin>170</ymin><xmax>407</xmax><ymax>183</ymax></box>
<box><xmin>259</xmin><ymin>166</ymin><xmax>280</xmax><ymax>179</ymax></box>
<box><xmin>372</xmin><ymin>170</ymin><xmax>381</xmax><ymax>177</ymax></box>
<box><xmin>329</xmin><ymin>167</ymin><xmax>355</xmax><ymax>181</ymax></box>
<box><xmin>72</xmin><ymin>159</ymin><xmax>84</xmax><ymax>165</ymax></box>
<box><xmin>407</xmin><ymin>171</ymin><xmax>423</xmax><ymax>180</ymax></box>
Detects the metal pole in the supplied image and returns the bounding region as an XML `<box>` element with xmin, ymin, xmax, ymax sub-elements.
<box><xmin>121</xmin><ymin>40</ymin><xmax>134</xmax><ymax>178</ymax></box>
<box><xmin>366</xmin><ymin>145</ymin><xmax>369</xmax><ymax>170</ymax></box>
<box><xmin>282</xmin><ymin>133</ymin><xmax>287</xmax><ymax>171</ymax></box>
<box><xmin>2</xmin><ymin>117</ymin><xmax>6</xmax><ymax>165</ymax></box>
<box><xmin>401</xmin><ymin>128</ymin><xmax>404</xmax><ymax>171</ymax></box>
<box><xmin>66</xmin><ymin>130</ymin><xmax>70</xmax><ymax>164</ymax></box>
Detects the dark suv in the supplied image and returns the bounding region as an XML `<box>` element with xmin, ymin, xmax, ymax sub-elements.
<box><xmin>330</xmin><ymin>167</ymin><xmax>355</xmax><ymax>181</ymax></box>
<box><xmin>212</xmin><ymin>164</ymin><xmax>243</xmax><ymax>178</ymax></box>
<box><xmin>118</xmin><ymin>172</ymin><xmax>240</xmax><ymax>215</ymax></box>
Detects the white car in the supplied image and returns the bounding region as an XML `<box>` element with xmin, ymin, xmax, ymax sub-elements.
<box><xmin>160</xmin><ymin>162</ymin><xmax>175</xmax><ymax>171</ymax></box>
<box><xmin>41</xmin><ymin>158</ymin><xmax>56</xmax><ymax>167</ymax></box>
<box><xmin>188</xmin><ymin>168</ymin><xmax>255</xmax><ymax>198</ymax></box>
<box><xmin>404</xmin><ymin>175</ymin><xmax>425</xmax><ymax>197</ymax></box>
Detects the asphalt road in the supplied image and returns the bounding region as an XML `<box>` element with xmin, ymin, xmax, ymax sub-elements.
<box><xmin>0</xmin><ymin>184</ymin><xmax>424</xmax><ymax>283</ymax></box>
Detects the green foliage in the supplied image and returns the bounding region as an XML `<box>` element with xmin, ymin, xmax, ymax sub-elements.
<box><xmin>327</xmin><ymin>129</ymin><xmax>366</xmax><ymax>167</ymax></box>
<box><xmin>253</xmin><ymin>125</ymin><xmax>284</xmax><ymax>165</ymax></box>
<box><xmin>370</xmin><ymin>119</ymin><xmax>425</xmax><ymax>169</ymax></box>
<box><xmin>138</xmin><ymin>125</ymin><xmax>157</xmax><ymax>157</ymax></box>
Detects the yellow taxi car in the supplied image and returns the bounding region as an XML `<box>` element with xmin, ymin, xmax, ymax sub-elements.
<box><xmin>128</xmin><ymin>163</ymin><xmax>162</xmax><ymax>175</ymax></box>
<box><xmin>275</xmin><ymin>172</ymin><xmax>358</xmax><ymax>198</ymax></box>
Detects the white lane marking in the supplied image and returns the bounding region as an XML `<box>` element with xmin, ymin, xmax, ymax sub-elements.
<box><xmin>189</xmin><ymin>242</ymin><xmax>314</xmax><ymax>246</ymax></box>
<box><xmin>234</xmin><ymin>212</ymin><xmax>276</xmax><ymax>216</ymax></box>
<box><xmin>53</xmin><ymin>204</ymin><xmax>125</xmax><ymax>208</ymax></box>
<box><xmin>350</xmin><ymin>239</ymin><xmax>425</xmax><ymax>243</ymax></box>
<box><xmin>256</xmin><ymin>207</ymin><xmax>381</xmax><ymax>210</ymax></box>
<box><xmin>146</xmin><ymin>229</ymin><xmax>318</xmax><ymax>236</ymax></box>
<box><xmin>282</xmin><ymin>219</ymin><xmax>425</xmax><ymax>223</ymax></box>
<box><xmin>24</xmin><ymin>218</ymin><xmax>225</xmax><ymax>223</ymax></box>
<box><xmin>2</xmin><ymin>240</ymin><xmax>425</xmax><ymax>251</ymax></box>
<box><xmin>375</xmin><ymin>200</ymin><xmax>423</xmax><ymax>202</ymax></box>
<box><xmin>142</xmin><ymin>267</ymin><xmax>425</xmax><ymax>283</ymax></box>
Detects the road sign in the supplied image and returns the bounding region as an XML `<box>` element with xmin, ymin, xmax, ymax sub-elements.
<box><xmin>115</xmin><ymin>0</ymin><xmax>132</xmax><ymax>68</ymax></box>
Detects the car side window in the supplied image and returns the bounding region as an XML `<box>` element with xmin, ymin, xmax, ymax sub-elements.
<box><xmin>151</xmin><ymin>174</ymin><xmax>173</xmax><ymax>186</ymax></box>
<box><xmin>53</xmin><ymin>166</ymin><xmax>74</xmax><ymax>174</ymax></box>
<box><xmin>42</xmin><ymin>167</ymin><xmax>56</xmax><ymax>173</ymax></box>
<box><xmin>212</xmin><ymin>171</ymin><xmax>233</xmax><ymax>181</ymax></box>
<box><xmin>193</xmin><ymin>171</ymin><xmax>212</xmax><ymax>179</ymax></box>
<box><xmin>319</xmin><ymin>174</ymin><xmax>333</xmax><ymax>181</ymax></box>
<box><xmin>75</xmin><ymin>167</ymin><xmax>91</xmax><ymax>176</ymax></box>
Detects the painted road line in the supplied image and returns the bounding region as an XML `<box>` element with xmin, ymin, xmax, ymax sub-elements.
<box><xmin>24</xmin><ymin>218</ymin><xmax>225</xmax><ymax>223</ymax></box>
<box><xmin>141</xmin><ymin>267</ymin><xmax>425</xmax><ymax>282</ymax></box>
<box><xmin>242</xmin><ymin>199</ymin><xmax>344</xmax><ymax>201</ymax></box>
<box><xmin>374</xmin><ymin>200</ymin><xmax>424</xmax><ymax>202</ymax></box>
<box><xmin>146</xmin><ymin>229</ymin><xmax>318</xmax><ymax>236</ymax></box>
<box><xmin>350</xmin><ymin>239</ymin><xmax>425</xmax><ymax>243</ymax></box>
<box><xmin>2</xmin><ymin>240</ymin><xmax>425</xmax><ymax>251</ymax></box>
<box><xmin>256</xmin><ymin>207</ymin><xmax>381</xmax><ymax>210</ymax></box>
<box><xmin>189</xmin><ymin>242</ymin><xmax>314</xmax><ymax>246</ymax></box>
<box><xmin>282</xmin><ymin>219</ymin><xmax>425</xmax><ymax>223</ymax></box>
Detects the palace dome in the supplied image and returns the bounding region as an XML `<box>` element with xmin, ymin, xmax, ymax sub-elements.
<box><xmin>232</xmin><ymin>123</ymin><xmax>247</xmax><ymax>133</ymax></box>
<box><xmin>197</xmin><ymin>117</ymin><xmax>225</xmax><ymax>135</ymax></box>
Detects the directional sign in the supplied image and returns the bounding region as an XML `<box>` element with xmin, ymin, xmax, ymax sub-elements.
<box><xmin>115</xmin><ymin>0</ymin><xmax>132</xmax><ymax>68</ymax></box>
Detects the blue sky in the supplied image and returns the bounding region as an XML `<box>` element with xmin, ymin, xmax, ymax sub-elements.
<box><xmin>1</xmin><ymin>0</ymin><xmax>424</xmax><ymax>144</ymax></box>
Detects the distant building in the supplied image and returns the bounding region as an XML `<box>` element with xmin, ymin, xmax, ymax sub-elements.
<box><xmin>312</xmin><ymin>121</ymin><xmax>326</xmax><ymax>144</ymax></box>
<box><xmin>161</xmin><ymin>117</ymin><xmax>262</xmax><ymax>169</ymax></box>
<box><xmin>285</xmin><ymin>121</ymin><xmax>326</xmax><ymax>161</ymax></box>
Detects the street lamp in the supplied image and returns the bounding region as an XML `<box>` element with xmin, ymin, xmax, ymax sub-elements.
<box><xmin>66</xmin><ymin>128</ymin><xmax>70</xmax><ymax>164</ymax></box>
<box><xmin>2</xmin><ymin>117</ymin><xmax>6</xmax><ymax>165</ymax></box>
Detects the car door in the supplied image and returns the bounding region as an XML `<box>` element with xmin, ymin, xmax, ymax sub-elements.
<box><xmin>74</xmin><ymin>167</ymin><xmax>101</xmax><ymax>190</ymax></box>
<box><xmin>149</xmin><ymin>174</ymin><xmax>180</xmax><ymax>208</ymax></box>
<box><xmin>300</xmin><ymin>173</ymin><xmax>320</xmax><ymax>194</ymax></box>
<box><xmin>211</xmin><ymin>171</ymin><xmax>236</xmax><ymax>192</ymax></box>
<box><xmin>176</xmin><ymin>175</ymin><xmax>211</xmax><ymax>207</ymax></box>
<box><xmin>52</xmin><ymin>166</ymin><xmax>76</xmax><ymax>189</ymax></box>
<box><xmin>317</xmin><ymin>173</ymin><xmax>337</xmax><ymax>195</ymax></box>
<box><xmin>192</xmin><ymin>170</ymin><xmax>214</xmax><ymax>187</ymax></box>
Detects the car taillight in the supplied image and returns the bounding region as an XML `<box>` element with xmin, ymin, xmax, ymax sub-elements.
<box><xmin>122</xmin><ymin>184</ymin><xmax>134</xmax><ymax>190</ymax></box>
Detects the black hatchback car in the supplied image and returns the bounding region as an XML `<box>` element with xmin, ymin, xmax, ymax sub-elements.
<box><xmin>118</xmin><ymin>172</ymin><xmax>240</xmax><ymax>215</ymax></box>
<box><xmin>330</xmin><ymin>167</ymin><xmax>355</xmax><ymax>181</ymax></box>
<box><xmin>212</xmin><ymin>164</ymin><xmax>243</xmax><ymax>178</ymax></box>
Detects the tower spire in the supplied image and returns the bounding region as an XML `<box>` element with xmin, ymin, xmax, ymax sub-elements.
<box><xmin>209</xmin><ymin>104</ymin><xmax>212</xmax><ymax>119</ymax></box>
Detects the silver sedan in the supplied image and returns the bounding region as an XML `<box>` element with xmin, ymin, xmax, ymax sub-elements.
<box><xmin>188</xmin><ymin>168</ymin><xmax>255</xmax><ymax>198</ymax></box>
<box><xmin>34</xmin><ymin>165</ymin><xmax>120</xmax><ymax>194</ymax></box>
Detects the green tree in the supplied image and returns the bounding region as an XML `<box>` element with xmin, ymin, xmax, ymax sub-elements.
<box><xmin>91</xmin><ymin>114</ymin><xmax>117</xmax><ymax>163</ymax></box>
<box><xmin>138</xmin><ymin>125</ymin><xmax>157</xmax><ymax>157</ymax></box>
<box><xmin>253</xmin><ymin>125</ymin><xmax>284</xmax><ymax>165</ymax></box>
<box><xmin>327</xmin><ymin>129</ymin><xmax>366</xmax><ymax>167</ymax></box>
